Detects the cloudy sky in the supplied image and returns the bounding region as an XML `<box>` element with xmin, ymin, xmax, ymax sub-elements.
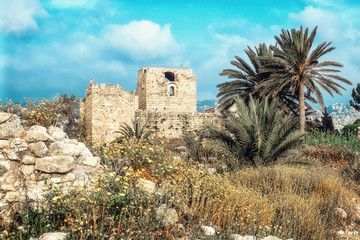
<box><xmin>1</xmin><ymin>0</ymin><xmax>359</xmax><ymax>107</ymax></box>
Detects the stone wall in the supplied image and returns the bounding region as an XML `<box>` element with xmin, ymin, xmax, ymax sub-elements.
<box><xmin>136</xmin><ymin>67</ymin><xmax>197</xmax><ymax>113</ymax></box>
<box><xmin>135</xmin><ymin>111</ymin><xmax>219</xmax><ymax>139</ymax></box>
<box><xmin>80</xmin><ymin>67</ymin><xmax>216</xmax><ymax>141</ymax></box>
<box><xmin>84</xmin><ymin>83</ymin><xmax>137</xmax><ymax>141</ymax></box>
<box><xmin>0</xmin><ymin>113</ymin><xmax>102</xmax><ymax>223</ymax></box>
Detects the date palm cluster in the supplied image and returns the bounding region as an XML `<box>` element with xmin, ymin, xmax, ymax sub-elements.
<box><xmin>209</xmin><ymin>26</ymin><xmax>351</xmax><ymax>167</ymax></box>
<box><xmin>217</xmin><ymin>26</ymin><xmax>351</xmax><ymax>132</ymax></box>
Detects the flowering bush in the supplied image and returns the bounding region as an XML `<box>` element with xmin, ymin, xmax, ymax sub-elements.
<box><xmin>0</xmin><ymin>96</ymin><xmax>66</xmax><ymax>127</ymax></box>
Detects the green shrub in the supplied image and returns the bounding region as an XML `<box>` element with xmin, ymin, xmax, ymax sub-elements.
<box><xmin>342</xmin><ymin>119</ymin><xmax>360</xmax><ymax>136</ymax></box>
<box><xmin>206</xmin><ymin>96</ymin><xmax>304</xmax><ymax>168</ymax></box>
<box><xmin>306</xmin><ymin>130</ymin><xmax>360</xmax><ymax>152</ymax></box>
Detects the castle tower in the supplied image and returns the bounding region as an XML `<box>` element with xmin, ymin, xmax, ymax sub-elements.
<box><xmin>136</xmin><ymin>67</ymin><xmax>197</xmax><ymax>113</ymax></box>
<box><xmin>83</xmin><ymin>83</ymin><xmax>137</xmax><ymax>141</ymax></box>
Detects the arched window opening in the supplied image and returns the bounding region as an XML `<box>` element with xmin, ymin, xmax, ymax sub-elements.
<box><xmin>169</xmin><ymin>86</ymin><xmax>175</xmax><ymax>96</ymax></box>
<box><xmin>164</xmin><ymin>71</ymin><xmax>175</xmax><ymax>81</ymax></box>
<box><xmin>144</xmin><ymin>69</ymin><xmax>147</xmax><ymax>74</ymax></box>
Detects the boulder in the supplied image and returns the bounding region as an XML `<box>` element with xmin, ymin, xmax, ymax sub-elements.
<box><xmin>262</xmin><ymin>236</ymin><xmax>283</xmax><ymax>240</ymax></box>
<box><xmin>79</xmin><ymin>156</ymin><xmax>100</xmax><ymax>167</ymax></box>
<box><xmin>155</xmin><ymin>204</ymin><xmax>179</xmax><ymax>227</ymax></box>
<box><xmin>242</xmin><ymin>236</ymin><xmax>257</xmax><ymax>240</ymax></box>
<box><xmin>48</xmin><ymin>126</ymin><xmax>67</xmax><ymax>141</ymax></box>
<box><xmin>48</xmin><ymin>141</ymin><xmax>82</xmax><ymax>156</ymax></box>
<box><xmin>0</xmin><ymin>113</ymin><xmax>22</xmax><ymax>139</ymax></box>
<box><xmin>29</xmin><ymin>142</ymin><xmax>48</xmax><ymax>157</ymax></box>
<box><xmin>230</xmin><ymin>235</ymin><xmax>244</xmax><ymax>240</ymax></box>
<box><xmin>200</xmin><ymin>226</ymin><xmax>216</xmax><ymax>236</ymax></box>
<box><xmin>77</xmin><ymin>142</ymin><xmax>93</xmax><ymax>157</ymax></box>
<box><xmin>207</xmin><ymin>168</ymin><xmax>217</xmax><ymax>174</ymax></box>
<box><xmin>25</xmin><ymin>129</ymin><xmax>52</xmax><ymax>142</ymax></box>
<box><xmin>39</xmin><ymin>232</ymin><xmax>68</xmax><ymax>240</ymax></box>
<box><xmin>138</xmin><ymin>178</ymin><xmax>156</xmax><ymax>194</ymax></box>
<box><xmin>29</xmin><ymin>125</ymin><xmax>47</xmax><ymax>133</ymax></box>
<box><xmin>35</xmin><ymin>156</ymin><xmax>75</xmax><ymax>173</ymax></box>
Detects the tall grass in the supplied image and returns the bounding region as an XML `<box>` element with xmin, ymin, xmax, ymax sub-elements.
<box><xmin>174</xmin><ymin>165</ymin><xmax>350</xmax><ymax>240</ymax></box>
<box><xmin>305</xmin><ymin>130</ymin><xmax>360</xmax><ymax>152</ymax></box>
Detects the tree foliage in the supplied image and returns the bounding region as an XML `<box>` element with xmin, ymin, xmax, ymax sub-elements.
<box><xmin>321</xmin><ymin>108</ymin><xmax>335</xmax><ymax>132</ymax></box>
<box><xmin>217</xmin><ymin>43</ymin><xmax>316</xmax><ymax>114</ymax></box>
<box><xmin>206</xmin><ymin>96</ymin><xmax>305</xmax><ymax>168</ymax></box>
<box><xmin>350</xmin><ymin>83</ymin><xmax>360</xmax><ymax>111</ymax></box>
<box><xmin>255</xmin><ymin>26</ymin><xmax>352</xmax><ymax>132</ymax></box>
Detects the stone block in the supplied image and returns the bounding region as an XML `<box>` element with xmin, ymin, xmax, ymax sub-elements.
<box><xmin>79</xmin><ymin>156</ymin><xmax>100</xmax><ymax>167</ymax></box>
<box><xmin>48</xmin><ymin>126</ymin><xmax>67</xmax><ymax>141</ymax></box>
<box><xmin>25</xmin><ymin>129</ymin><xmax>52</xmax><ymax>142</ymax></box>
<box><xmin>29</xmin><ymin>142</ymin><xmax>48</xmax><ymax>157</ymax></box>
<box><xmin>0</xmin><ymin>113</ymin><xmax>21</xmax><ymax>139</ymax></box>
<box><xmin>22</xmin><ymin>155</ymin><xmax>37</xmax><ymax>164</ymax></box>
<box><xmin>35</xmin><ymin>156</ymin><xmax>75</xmax><ymax>173</ymax></box>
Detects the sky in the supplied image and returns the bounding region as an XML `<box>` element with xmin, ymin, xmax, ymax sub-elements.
<box><xmin>0</xmin><ymin>0</ymin><xmax>360</xmax><ymax>107</ymax></box>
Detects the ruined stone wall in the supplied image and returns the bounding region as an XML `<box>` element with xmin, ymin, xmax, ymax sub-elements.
<box><xmin>135</xmin><ymin>111</ymin><xmax>219</xmax><ymax>139</ymax></box>
<box><xmin>84</xmin><ymin>84</ymin><xmax>137</xmax><ymax>142</ymax></box>
<box><xmin>0</xmin><ymin>113</ymin><xmax>102</xmax><ymax>223</ymax></box>
<box><xmin>80</xmin><ymin>67</ymin><xmax>215</xmax><ymax>141</ymax></box>
<box><xmin>136</xmin><ymin>67</ymin><xmax>197</xmax><ymax>113</ymax></box>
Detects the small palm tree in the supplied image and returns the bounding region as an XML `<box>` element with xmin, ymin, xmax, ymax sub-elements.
<box><xmin>218</xmin><ymin>43</ymin><xmax>316</xmax><ymax>114</ymax></box>
<box><xmin>115</xmin><ymin>120</ymin><xmax>154</xmax><ymax>142</ymax></box>
<box><xmin>256</xmin><ymin>26</ymin><xmax>352</xmax><ymax>132</ymax></box>
<box><xmin>206</xmin><ymin>96</ymin><xmax>305</xmax><ymax>168</ymax></box>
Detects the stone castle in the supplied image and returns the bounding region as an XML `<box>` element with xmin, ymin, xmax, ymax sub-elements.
<box><xmin>79</xmin><ymin>67</ymin><xmax>217</xmax><ymax>141</ymax></box>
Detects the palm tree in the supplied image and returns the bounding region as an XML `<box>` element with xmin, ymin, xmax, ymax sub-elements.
<box><xmin>115</xmin><ymin>120</ymin><xmax>154</xmax><ymax>142</ymax></box>
<box><xmin>218</xmin><ymin>43</ymin><xmax>316</xmax><ymax>115</ymax></box>
<box><xmin>206</xmin><ymin>96</ymin><xmax>305</xmax><ymax>168</ymax></box>
<box><xmin>256</xmin><ymin>26</ymin><xmax>352</xmax><ymax>132</ymax></box>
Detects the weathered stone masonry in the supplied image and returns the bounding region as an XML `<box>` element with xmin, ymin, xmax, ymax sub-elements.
<box><xmin>80</xmin><ymin>67</ymin><xmax>217</xmax><ymax>141</ymax></box>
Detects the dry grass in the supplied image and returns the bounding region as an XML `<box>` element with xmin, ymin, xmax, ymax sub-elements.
<box><xmin>173</xmin><ymin>165</ymin><xmax>352</xmax><ymax>239</ymax></box>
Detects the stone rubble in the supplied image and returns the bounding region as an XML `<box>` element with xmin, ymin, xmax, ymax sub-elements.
<box><xmin>0</xmin><ymin>113</ymin><xmax>102</xmax><ymax>224</ymax></box>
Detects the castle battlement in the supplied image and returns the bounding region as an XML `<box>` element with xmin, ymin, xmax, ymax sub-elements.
<box><xmin>86</xmin><ymin>83</ymin><xmax>135</xmax><ymax>96</ymax></box>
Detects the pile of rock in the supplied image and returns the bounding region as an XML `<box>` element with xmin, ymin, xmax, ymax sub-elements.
<box><xmin>0</xmin><ymin>113</ymin><xmax>102</xmax><ymax>223</ymax></box>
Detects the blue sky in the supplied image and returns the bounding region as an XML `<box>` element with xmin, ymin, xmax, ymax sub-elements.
<box><xmin>1</xmin><ymin>0</ymin><xmax>360</xmax><ymax>107</ymax></box>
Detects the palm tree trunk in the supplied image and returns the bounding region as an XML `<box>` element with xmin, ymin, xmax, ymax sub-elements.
<box><xmin>299</xmin><ymin>81</ymin><xmax>306</xmax><ymax>132</ymax></box>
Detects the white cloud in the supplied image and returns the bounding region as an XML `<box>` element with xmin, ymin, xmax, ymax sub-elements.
<box><xmin>50</xmin><ymin>0</ymin><xmax>97</xmax><ymax>9</ymax></box>
<box><xmin>0</xmin><ymin>0</ymin><xmax>48</xmax><ymax>34</ymax></box>
<box><xmin>102</xmin><ymin>20</ymin><xmax>181</xmax><ymax>61</ymax></box>
<box><xmin>289</xmin><ymin>6</ymin><xmax>340</xmax><ymax>40</ymax></box>
<box><xmin>288</xmin><ymin>4</ymin><xmax>360</xmax><ymax>104</ymax></box>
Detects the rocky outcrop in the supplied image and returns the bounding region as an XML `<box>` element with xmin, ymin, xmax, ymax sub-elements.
<box><xmin>0</xmin><ymin>113</ymin><xmax>102</xmax><ymax>223</ymax></box>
